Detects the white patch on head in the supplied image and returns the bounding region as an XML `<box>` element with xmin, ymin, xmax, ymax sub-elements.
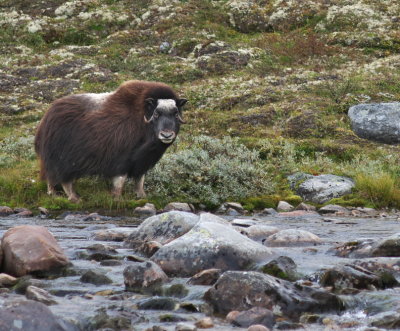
<box><xmin>157</xmin><ymin>99</ymin><xmax>176</xmax><ymax>111</ymax></box>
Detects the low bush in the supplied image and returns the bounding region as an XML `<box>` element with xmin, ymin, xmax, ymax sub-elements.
<box><xmin>145</xmin><ymin>135</ymin><xmax>274</xmax><ymax>207</ymax></box>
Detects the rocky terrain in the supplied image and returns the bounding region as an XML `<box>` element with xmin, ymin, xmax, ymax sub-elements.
<box><xmin>0</xmin><ymin>208</ymin><xmax>400</xmax><ymax>331</ymax></box>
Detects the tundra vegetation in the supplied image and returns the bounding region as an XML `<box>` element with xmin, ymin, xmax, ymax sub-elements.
<box><xmin>1</xmin><ymin>0</ymin><xmax>400</xmax><ymax>212</ymax></box>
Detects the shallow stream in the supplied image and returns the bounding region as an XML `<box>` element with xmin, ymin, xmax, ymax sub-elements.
<box><xmin>1</xmin><ymin>212</ymin><xmax>400</xmax><ymax>330</ymax></box>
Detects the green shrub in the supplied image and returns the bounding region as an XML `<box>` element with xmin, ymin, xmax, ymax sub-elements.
<box><xmin>145</xmin><ymin>135</ymin><xmax>274</xmax><ymax>206</ymax></box>
<box><xmin>355</xmin><ymin>172</ymin><xmax>400</xmax><ymax>208</ymax></box>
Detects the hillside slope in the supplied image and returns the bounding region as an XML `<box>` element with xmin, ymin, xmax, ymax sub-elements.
<box><xmin>1</xmin><ymin>0</ymin><xmax>400</xmax><ymax>211</ymax></box>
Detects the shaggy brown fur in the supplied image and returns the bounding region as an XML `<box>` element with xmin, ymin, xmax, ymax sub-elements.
<box><xmin>34</xmin><ymin>80</ymin><xmax>187</xmax><ymax>202</ymax></box>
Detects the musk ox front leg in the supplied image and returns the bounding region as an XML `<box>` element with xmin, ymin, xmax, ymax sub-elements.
<box><xmin>135</xmin><ymin>175</ymin><xmax>146</xmax><ymax>198</ymax></box>
<box><xmin>111</xmin><ymin>174</ymin><xmax>127</xmax><ymax>198</ymax></box>
<box><xmin>61</xmin><ymin>182</ymin><xmax>81</xmax><ymax>203</ymax></box>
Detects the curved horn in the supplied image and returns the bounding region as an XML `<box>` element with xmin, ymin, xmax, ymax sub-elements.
<box><xmin>178</xmin><ymin>114</ymin><xmax>185</xmax><ymax>124</ymax></box>
<box><xmin>144</xmin><ymin>115</ymin><xmax>153</xmax><ymax>124</ymax></box>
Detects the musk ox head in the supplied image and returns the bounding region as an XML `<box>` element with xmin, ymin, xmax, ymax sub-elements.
<box><xmin>144</xmin><ymin>98</ymin><xmax>188</xmax><ymax>144</ymax></box>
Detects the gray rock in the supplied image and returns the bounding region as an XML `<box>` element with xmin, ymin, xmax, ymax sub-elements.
<box><xmin>348</xmin><ymin>102</ymin><xmax>400</xmax><ymax>144</ymax></box>
<box><xmin>0</xmin><ymin>299</ymin><xmax>70</xmax><ymax>331</ymax></box>
<box><xmin>26</xmin><ymin>286</ymin><xmax>57</xmax><ymax>305</ymax></box>
<box><xmin>265</xmin><ymin>229</ymin><xmax>322</xmax><ymax>247</ymax></box>
<box><xmin>259</xmin><ymin>256</ymin><xmax>299</xmax><ymax>281</ymax></box>
<box><xmin>229</xmin><ymin>307</ymin><xmax>275</xmax><ymax>328</ymax></box>
<box><xmin>319</xmin><ymin>204</ymin><xmax>350</xmax><ymax>215</ymax></box>
<box><xmin>320</xmin><ymin>264</ymin><xmax>398</xmax><ymax>293</ymax></box>
<box><xmin>259</xmin><ymin>208</ymin><xmax>278</xmax><ymax>216</ymax></box>
<box><xmin>176</xmin><ymin>322</ymin><xmax>197</xmax><ymax>331</ymax></box>
<box><xmin>287</xmin><ymin>172</ymin><xmax>313</xmax><ymax>190</ymax></box>
<box><xmin>80</xmin><ymin>270</ymin><xmax>112</xmax><ymax>285</ymax></box>
<box><xmin>244</xmin><ymin>225</ymin><xmax>279</xmax><ymax>241</ymax></box>
<box><xmin>204</xmin><ymin>271</ymin><xmax>344</xmax><ymax>317</ymax></box>
<box><xmin>125</xmin><ymin>211</ymin><xmax>199</xmax><ymax>253</ymax></box>
<box><xmin>0</xmin><ymin>206</ymin><xmax>14</xmax><ymax>216</ymax></box>
<box><xmin>370</xmin><ymin>311</ymin><xmax>400</xmax><ymax>329</ymax></box>
<box><xmin>277</xmin><ymin>201</ymin><xmax>294</xmax><ymax>212</ymax></box>
<box><xmin>151</xmin><ymin>220</ymin><xmax>273</xmax><ymax>277</ymax></box>
<box><xmin>137</xmin><ymin>297</ymin><xmax>178</xmax><ymax>310</ymax></box>
<box><xmin>0</xmin><ymin>273</ymin><xmax>17</xmax><ymax>287</ymax></box>
<box><xmin>370</xmin><ymin>232</ymin><xmax>400</xmax><ymax>257</ymax></box>
<box><xmin>296</xmin><ymin>175</ymin><xmax>354</xmax><ymax>204</ymax></box>
<box><xmin>295</xmin><ymin>203</ymin><xmax>316</xmax><ymax>211</ymax></box>
<box><xmin>92</xmin><ymin>227</ymin><xmax>133</xmax><ymax>241</ymax></box>
<box><xmin>123</xmin><ymin>261</ymin><xmax>168</xmax><ymax>293</ymax></box>
<box><xmin>247</xmin><ymin>325</ymin><xmax>270</xmax><ymax>331</ymax></box>
<box><xmin>187</xmin><ymin>268</ymin><xmax>222</xmax><ymax>286</ymax></box>
<box><xmin>134</xmin><ymin>203</ymin><xmax>157</xmax><ymax>218</ymax></box>
<box><xmin>164</xmin><ymin>202</ymin><xmax>193</xmax><ymax>213</ymax></box>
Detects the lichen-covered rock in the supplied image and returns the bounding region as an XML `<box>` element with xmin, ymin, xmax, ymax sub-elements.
<box><xmin>125</xmin><ymin>211</ymin><xmax>200</xmax><ymax>254</ymax></box>
<box><xmin>151</xmin><ymin>220</ymin><xmax>272</xmax><ymax>277</ymax></box>
<box><xmin>0</xmin><ymin>299</ymin><xmax>70</xmax><ymax>331</ymax></box>
<box><xmin>348</xmin><ymin>102</ymin><xmax>400</xmax><ymax>144</ymax></box>
<box><xmin>1</xmin><ymin>225</ymin><xmax>69</xmax><ymax>277</ymax></box>
<box><xmin>265</xmin><ymin>229</ymin><xmax>322</xmax><ymax>247</ymax></box>
<box><xmin>259</xmin><ymin>256</ymin><xmax>299</xmax><ymax>281</ymax></box>
<box><xmin>296</xmin><ymin>174</ymin><xmax>355</xmax><ymax>204</ymax></box>
<box><xmin>204</xmin><ymin>271</ymin><xmax>344</xmax><ymax>317</ymax></box>
<box><xmin>123</xmin><ymin>261</ymin><xmax>168</xmax><ymax>292</ymax></box>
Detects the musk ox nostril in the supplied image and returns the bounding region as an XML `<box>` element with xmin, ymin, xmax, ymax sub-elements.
<box><xmin>160</xmin><ymin>131</ymin><xmax>174</xmax><ymax>139</ymax></box>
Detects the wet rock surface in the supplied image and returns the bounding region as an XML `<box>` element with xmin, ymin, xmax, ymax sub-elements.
<box><xmin>1</xmin><ymin>225</ymin><xmax>69</xmax><ymax>277</ymax></box>
<box><xmin>0</xmin><ymin>212</ymin><xmax>399</xmax><ymax>330</ymax></box>
<box><xmin>205</xmin><ymin>271</ymin><xmax>344</xmax><ymax>317</ymax></box>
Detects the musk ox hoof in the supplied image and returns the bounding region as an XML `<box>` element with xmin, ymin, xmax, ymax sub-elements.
<box><xmin>136</xmin><ymin>191</ymin><xmax>146</xmax><ymax>199</ymax></box>
<box><xmin>68</xmin><ymin>196</ymin><xmax>81</xmax><ymax>204</ymax></box>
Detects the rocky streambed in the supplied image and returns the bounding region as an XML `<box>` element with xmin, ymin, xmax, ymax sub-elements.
<box><xmin>1</xmin><ymin>209</ymin><xmax>400</xmax><ymax>330</ymax></box>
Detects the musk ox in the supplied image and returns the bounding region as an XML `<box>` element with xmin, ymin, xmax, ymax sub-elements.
<box><xmin>34</xmin><ymin>80</ymin><xmax>187</xmax><ymax>203</ymax></box>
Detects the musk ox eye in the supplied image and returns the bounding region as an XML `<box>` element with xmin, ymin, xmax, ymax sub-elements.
<box><xmin>153</xmin><ymin>112</ymin><xmax>159</xmax><ymax>118</ymax></box>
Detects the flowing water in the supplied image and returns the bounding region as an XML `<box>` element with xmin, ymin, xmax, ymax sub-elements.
<box><xmin>1</xmin><ymin>212</ymin><xmax>400</xmax><ymax>330</ymax></box>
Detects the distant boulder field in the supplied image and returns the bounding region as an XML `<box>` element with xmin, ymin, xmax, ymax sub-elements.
<box><xmin>348</xmin><ymin>102</ymin><xmax>400</xmax><ymax>144</ymax></box>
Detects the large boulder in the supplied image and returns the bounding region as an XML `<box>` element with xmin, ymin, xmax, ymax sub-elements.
<box><xmin>0</xmin><ymin>299</ymin><xmax>73</xmax><ymax>331</ymax></box>
<box><xmin>348</xmin><ymin>102</ymin><xmax>400</xmax><ymax>144</ymax></box>
<box><xmin>294</xmin><ymin>174</ymin><xmax>354</xmax><ymax>204</ymax></box>
<box><xmin>1</xmin><ymin>225</ymin><xmax>69</xmax><ymax>277</ymax></box>
<box><xmin>205</xmin><ymin>271</ymin><xmax>344</xmax><ymax>318</ymax></box>
<box><xmin>151</xmin><ymin>219</ymin><xmax>273</xmax><ymax>277</ymax></box>
<box><xmin>125</xmin><ymin>211</ymin><xmax>200</xmax><ymax>253</ymax></box>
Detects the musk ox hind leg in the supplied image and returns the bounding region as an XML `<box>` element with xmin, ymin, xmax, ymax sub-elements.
<box><xmin>135</xmin><ymin>175</ymin><xmax>146</xmax><ymax>198</ymax></box>
<box><xmin>61</xmin><ymin>182</ymin><xmax>81</xmax><ymax>203</ymax></box>
<box><xmin>111</xmin><ymin>174</ymin><xmax>127</xmax><ymax>198</ymax></box>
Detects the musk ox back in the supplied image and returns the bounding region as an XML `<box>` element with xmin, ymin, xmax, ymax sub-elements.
<box><xmin>34</xmin><ymin>80</ymin><xmax>187</xmax><ymax>203</ymax></box>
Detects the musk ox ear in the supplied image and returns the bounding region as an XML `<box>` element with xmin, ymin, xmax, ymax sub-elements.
<box><xmin>176</xmin><ymin>98</ymin><xmax>188</xmax><ymax>108</ymax></box>
<box><xmin>144</xmin><ymin>98</ymin><xmax>156</xmax><ymax>123</ymax></box>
